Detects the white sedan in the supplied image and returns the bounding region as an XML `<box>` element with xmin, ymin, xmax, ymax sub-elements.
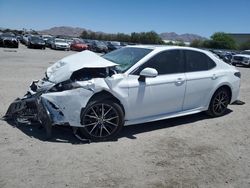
<box><xmin>5</xmin><ymin>46</ymin><xmax>241</xmax><ymax>141</ymax></box>
<box><xmin>51</xmin><ymin>38</ymin><xmax>70</xmax><ymax>50</ymax></box>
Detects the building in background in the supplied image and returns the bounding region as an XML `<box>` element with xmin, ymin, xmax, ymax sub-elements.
<box><xmin>227</xmin><ymin>33</ymin><xmax>250</xmax><ymax>45</ymax></box>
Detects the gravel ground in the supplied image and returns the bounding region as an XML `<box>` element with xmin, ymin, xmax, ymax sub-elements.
<box><xmin>0</xmin><ymin>44</ymin><xmax>250</xmax><ymax>188</ymax></box>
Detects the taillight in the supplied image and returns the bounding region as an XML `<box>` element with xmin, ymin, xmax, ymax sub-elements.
<box><xmin>234</xmin><ymin>72</ymin><xmax>241</xmax><ymax>78</ymax></box>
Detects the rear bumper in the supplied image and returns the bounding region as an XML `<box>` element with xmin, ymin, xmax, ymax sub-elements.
<box><xmin>230</xmin><ymin>78</ymin><xmax>241</xmax><ymax>104</ymax></box>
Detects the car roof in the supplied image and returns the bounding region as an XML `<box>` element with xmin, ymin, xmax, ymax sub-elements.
<box><xmin>126</xmin><ymin>45</ymin><xmax>209</xmax><ymax>53</ymax></box>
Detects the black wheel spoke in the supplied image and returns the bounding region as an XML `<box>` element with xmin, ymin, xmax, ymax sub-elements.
<box><xmin>103</xmin><ymin>126</ymin><xmax>111</xmax><ymax>135</ymax></box>
<box><xmin>91</xmin><ymin>107</ymin><xmax>99</xmax><ymax>118</ymax></box>
<box><xmin>89</xmin><ymin>122</ymin><xmax>99</xmax><ymax>134</ymax></box>
<box><xmin>83</xmin><ymin>122</ymin><xmax>98</xmax><ymax>127</ymax></box>
<box><xmin>104</xmin><ymin>107</ymin><xmax>112</xmax><ymax>117</ymax></box>
<box><xmin>85</xmin><ymin>114</ymin><xmax>98</xmax><ymax>119</ymax></box>
<box><xmin>99</xmin><ymin>126</ymin><xmax>103</xmax><ymax>137</ymax></box>
<box><xmin>104</xmin><ymin>116</ymin><xmax>118</xmax><ymax>121</ymax></box>
<box><xmin>104</xmin><ymin>120</ymin><xmax>118</xmax><ymax>127</ymax></box>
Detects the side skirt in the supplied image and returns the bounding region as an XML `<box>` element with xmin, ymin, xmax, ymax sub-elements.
<box><xmin>124</xmin><ymin>107</ymin><xmax>206</xmax><ymax>126</ymax></box>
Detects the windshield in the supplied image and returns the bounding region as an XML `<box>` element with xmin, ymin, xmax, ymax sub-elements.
<box><xmin>103</xmin><ymin>47</ymin><xmax>153</xmax><ymax>73</ymax></box>
<box><xmin>241</xmin><ymin>51</ymin><xmax>250</xmax><ymax>55</ymax></box>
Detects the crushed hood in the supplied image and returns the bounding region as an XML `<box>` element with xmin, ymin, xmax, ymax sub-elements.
<box><xmin>46</xmin><ymin>50</ymin><xmax>117</xmax><ymax>83</ymax></box>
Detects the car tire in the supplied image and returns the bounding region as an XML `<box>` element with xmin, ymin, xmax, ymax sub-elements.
<box><xmin>206</xmin><ymin>87</ymin><xmax>230</xmax><ymax>117</ymax></box>
<box><xmin>79</xmin><ymin>100</ymin><xmax>124</xmax><ymax>141</ymax></box>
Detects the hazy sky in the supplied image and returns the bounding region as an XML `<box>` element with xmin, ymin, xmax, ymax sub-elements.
<box><xmin>0</xmin><ymin>0</ymin><xmax>249</xmax><ymax>37</ymax></box>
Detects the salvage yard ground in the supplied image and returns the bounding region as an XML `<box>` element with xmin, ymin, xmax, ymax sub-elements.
<box><xmin>0</xmin><ymin>44</ymin><xmax>250</xmax><ymax>188</ymax></box>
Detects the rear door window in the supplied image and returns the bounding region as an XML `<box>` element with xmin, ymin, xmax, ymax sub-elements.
<box><xmin>184</xmin><ymin>50</ymin><xmax>216</xmax><ymax>72</ymax></box>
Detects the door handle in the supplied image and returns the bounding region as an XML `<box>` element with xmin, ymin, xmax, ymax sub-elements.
<box><xmin>175</xmin><ymin>78</ymin><xmax>185</xmax><ymax>85</ymax></box>
<box><xmin>212</xmin><ymin>74</ymin><xmax>218</xmax><ymax>80</ymax></box>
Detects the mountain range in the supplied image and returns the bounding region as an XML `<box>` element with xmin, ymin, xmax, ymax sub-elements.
<box><xmin>159</xmin><ymin>32</ymin><xmax>207</xmax><ymax>42</ymax></box>
<box><xmin>39</xmin><ymin>26</ymin><xmax>206</xmax><ymax>42</ymax></box>
<box><xmin>39</xmin><ymin>26</ymin><xmax>89</xmax><ymax>37</ymax></box>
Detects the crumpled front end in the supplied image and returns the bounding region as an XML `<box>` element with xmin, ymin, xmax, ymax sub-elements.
<box><xmin>4</xmin><ymin>50</ymin><xmax>120</xmax><ymax>140</ymax></box>
<box><xmin>39</xmin><ymin>87</ymin><xmax>94</xmax><ymax>127</ymax></box>
<box><xmin>5</xmin><ymin>95</ymin><xmax>38</xmax><ymax>122</ymax></box>
<box><xmin>4</xmin><ymin>76</ymin><xmax>112</xmax><ymax>129</ymax></box>
<box><xmin>4</xmin><ymin>82</ymin><xmax>96</xmax><ymax>139</ymax></box>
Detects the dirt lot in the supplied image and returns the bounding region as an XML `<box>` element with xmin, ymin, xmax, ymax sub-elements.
<box><xmin>0</xmin><ymin>44</ymin><xmax>250</xmax><ymax>188</ymax></box>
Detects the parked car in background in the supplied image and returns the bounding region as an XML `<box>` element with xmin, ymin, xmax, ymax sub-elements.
<box><xmin>5</xmin><ymin>46</ymin><xmax>241</xmax><ymax>141</ymax></box>
<box><xmin>210</xmin><ymin>50</ymin><xmax>236</xmax><ymax>64</ymax></box>
<box><xmin>66</xmin><ymin>39</ymin><xmax>74</xmax><ymax>45</ymax></box>
<box><xmin>82</xmin><ymin>39</ymin><xmax>94</xmax><ymax>50</ymax></box>
<box><xmin>89</xmin><ymin>40</ymin><xmax>108</xmax><ymax>53</ymax></box>
<box><xmin>15</xmin><ymin>34</ymin><xmax>22</xmax><ymax>42</ymax></box>
<box><xmin>22</xmin><ymin>34</ymin><xmax>31</xmax><ymax>45</ymax></box>
<box><xmin>41</xmin><ymin>35</ymin><xmax>53</xmax><ymax>43</ymax></box>
<box><xmin>107</xmin><ymin>41</ymin><xmax>122</xmax><ymax>52</ymax></box>
<box><xmin>27</xmin><ymin>36</ymin><xmax>46</xmax><ymax>49</ymax></box>
<box><xmin>51</xmin><ymin>38</ymin><xmax>70</xmax><ymax>50</ymax></box>
<box><xmin>70</xmin><ymin>39</ymin><xmax>88</xmax><ymax>51</ymax></box>
<box><xmin>45</xmin><ymin>37</ymin><xmax>54</xmax><ymax>48</ymax></box>
<box><xmin>221</xmin><ymin>52</ymin><xmax>235</xmax><ymax>64</ymax></box>
<box><xmin>231</xmin><ymin>50</ymin><xmax>250</xmax><ymax>67</ymax></box>
<box><xmin>0</xmin><ymin>33</ymin><xmax>19</xmax><ymax>48</ymax></box>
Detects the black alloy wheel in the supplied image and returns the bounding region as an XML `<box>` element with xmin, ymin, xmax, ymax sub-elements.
<box><xmin>80</xmin><ymin>100</ymin><xmax>124</xmax><ymax>141</ymax></box>
<box><xmin>207</xmin><ymin>88</ymin><xmax>230</xmax><ymax>117</ymax></box>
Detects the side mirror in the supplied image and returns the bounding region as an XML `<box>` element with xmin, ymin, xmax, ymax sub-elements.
<box><xmin>138</xmin><ymin>68</ymin><xmax>158</xmax><ymax>82</ymax></box>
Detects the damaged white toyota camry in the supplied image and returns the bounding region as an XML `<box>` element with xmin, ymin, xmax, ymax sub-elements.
<box><xmin>5</xmin><ymin>46</ymin><xmax>241</xmax><ymax>141</ymax></box>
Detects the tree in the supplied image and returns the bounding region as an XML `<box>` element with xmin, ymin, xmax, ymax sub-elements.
<box><xmin>130</xmin><ymin>31</ymin><xmax>163</xmax><ymax>44</ymax></box>
<box><xmin>190</xmin><ymin>39</ymin><xmax>203</xmax><ymax>48</ymax></box>
<box><xmin>210</xmin><ymin>32</ymin><xmax>237</xmax><ymax>49</ymax></box>
<box><xmin>80</xmin><ymin>30</ymin><xmax>89</xmax><ymax>39</ymax></box>
<box><xmin>80</xmin><ymin>30</ymin><xmax>163</xmax><ymax>44</ymax></box>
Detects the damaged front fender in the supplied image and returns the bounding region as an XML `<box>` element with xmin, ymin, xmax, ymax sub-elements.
<box><xmin>40</xmin><ymin>87</ymin><xmax>94</xmax><ymax>127</ymax></box>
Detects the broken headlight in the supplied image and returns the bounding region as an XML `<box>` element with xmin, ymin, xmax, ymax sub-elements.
<box><xmin>49</xmin><ymin>81</ymin><xmax>81</xmax><ymax>92</ymax></box>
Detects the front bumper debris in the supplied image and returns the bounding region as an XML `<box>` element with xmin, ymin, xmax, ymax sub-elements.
<box><xmin>4</xmin><ymin>92</ymin><xmax>92</xmax><ymax>142</ymax></box>
<box><xmin>4</xmin><ymin>96</ymin><xmax>54</xmax><ymax>138</ymax></box>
